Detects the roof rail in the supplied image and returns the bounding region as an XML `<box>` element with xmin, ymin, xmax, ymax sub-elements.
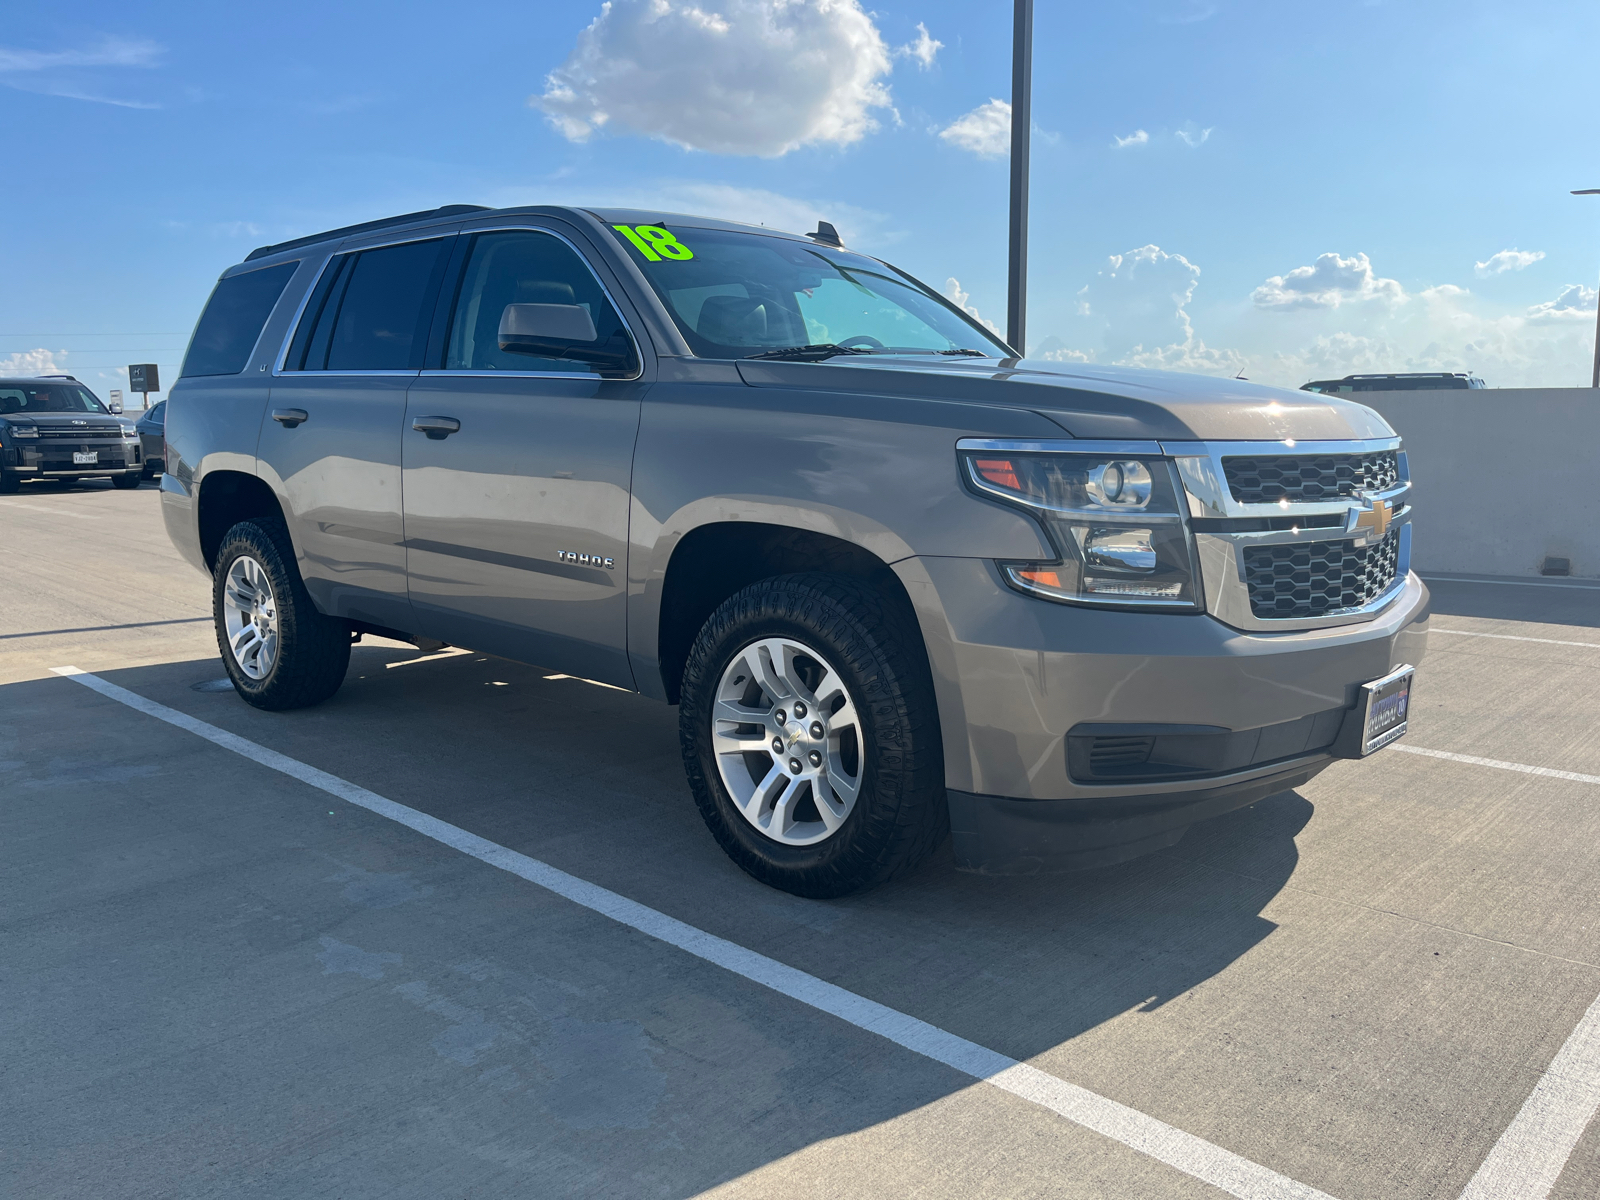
<box><xmin>243</xmin><ymin>204</ymin><xmax>492</xmax><ymax>262</ymax></box>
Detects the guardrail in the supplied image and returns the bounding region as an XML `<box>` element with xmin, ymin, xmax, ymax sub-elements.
<box><xmin>1354</xmin><ymin>387</ymin><xmax>1600</xmax><ymax>580</ymax></box>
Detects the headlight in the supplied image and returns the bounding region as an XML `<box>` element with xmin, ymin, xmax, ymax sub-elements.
<box><xmin>961</xmin><ymin>448</ymin><xmax>1201</xmax><ymax>610</ymax></box>
<box><xmin>123</xmin><ymin>426</ymin><xmax>139</xmax><ymax>439</ymax></box>
<box><xmin>8</xmin><ymin>424</ymin><xmax>39</xmax><ymax>439</ymax></box>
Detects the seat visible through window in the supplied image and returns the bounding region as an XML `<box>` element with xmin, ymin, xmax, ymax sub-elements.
<box><xmin>445</xmin><ymin>231</ymin><xmax>630</xmax><ymax>373</ymax></box>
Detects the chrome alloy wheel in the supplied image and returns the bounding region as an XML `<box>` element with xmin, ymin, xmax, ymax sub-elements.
<box><xmin>222</xmin><ymin>555</ymin><xmax>280</xmax><ymax>680</ymax></box>
<box><xmin>712</xmin><ymin>637</ymin><xmax>865</xmax><ymax>846</ymax></box>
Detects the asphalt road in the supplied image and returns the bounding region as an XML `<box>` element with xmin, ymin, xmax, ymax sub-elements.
<box><xmin>3</xmin><ymin>478</ymin><xmax>1598</xmax><ymax>1200</ymax></box>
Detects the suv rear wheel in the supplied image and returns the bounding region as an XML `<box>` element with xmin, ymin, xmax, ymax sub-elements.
<box><xmin>213</xmin><ymin>519</ymin><xmax>351</xmax><ymax>710</ymax></box>
<box><xmin>680</xmin><ymin>573</ymin><xmax>946</xmax><ymax>897</ymax></box>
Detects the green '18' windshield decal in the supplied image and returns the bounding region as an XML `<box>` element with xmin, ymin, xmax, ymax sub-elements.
<box><xmin>612</xmin><ymin>224</ymin><xmax>694</xmax><ymax>262</ymax></box>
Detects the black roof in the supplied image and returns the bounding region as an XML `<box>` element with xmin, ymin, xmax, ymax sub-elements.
<box><xmin>244</xmin><ymin>204</ymin><xmax>491</xmax><ymax>262</ymax></box>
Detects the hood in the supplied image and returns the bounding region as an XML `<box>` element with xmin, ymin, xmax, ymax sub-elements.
<box><xmin>735</xmin><ymin>356</ymin><xmax>1394</xmax><ymax>442</ymax></box>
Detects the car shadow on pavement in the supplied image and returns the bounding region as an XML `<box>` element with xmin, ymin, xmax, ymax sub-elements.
<box><xmin>7</xmin><ymin>653</ymin><xmax>1312</xmax><ymax>1199</ymax></box>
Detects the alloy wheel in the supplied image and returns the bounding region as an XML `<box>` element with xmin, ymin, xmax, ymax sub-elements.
<box><xmin>222</xmin><ymin>555</ymin><xmax>280</xmax><ymax>680</ymax></box>
<box><xmin>711</xmin><ymin>637</ymin><xmax>865</xmax><ymax>846</ymax></box>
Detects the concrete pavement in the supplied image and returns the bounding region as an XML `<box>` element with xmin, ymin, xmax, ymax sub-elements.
<box><xmin>3</xmin><ymin>478</ymin><xmax>1597</xmax><ymax>1199</ymax></box>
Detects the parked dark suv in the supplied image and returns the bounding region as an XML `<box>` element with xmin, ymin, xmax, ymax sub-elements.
<box><xmin>136</xmin><ymin>401</ymin><xmax>166</xmax><ymax>479</ymax></box>
<box><xmin>0</xmin><ymin>377</ymin><xmax>144</xmax><ymax>492</ymax></box>
<box><xmin>160</xmin><ymin>204</ymin><xmax>1428</xmax><ymax>896</ymax></box>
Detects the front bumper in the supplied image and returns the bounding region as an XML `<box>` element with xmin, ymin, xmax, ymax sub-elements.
<box><xmin>4</xmin><ymin>438</ymin><xmax>142</xmax><ymax>476</ymax></box>
<box><xmin>893</xmin><ymin>555</ymin><xmax>1429</xmax><ymax>872</ymax></box>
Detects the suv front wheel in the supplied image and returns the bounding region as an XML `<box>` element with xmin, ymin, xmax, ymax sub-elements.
<box><xmin>213</xmin><ymin>519</ymin><xmax>351</xmax><ymax>710</ymax></box>
<box><xmin>680</xmin><ymin>574</ymin><xmax>946</xmax><ymax>898</ymax></box>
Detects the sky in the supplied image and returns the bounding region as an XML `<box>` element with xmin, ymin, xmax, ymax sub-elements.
<box><xmin>3</xmin><ymin>0</ymin><xmax>1598</xmax><ymax>402</ymax></box>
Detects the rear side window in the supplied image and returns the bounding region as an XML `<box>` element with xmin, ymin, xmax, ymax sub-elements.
<box><xmin>286</xmin><ymin>239</ymin><xmax>451</xmax><ymax>372</ymax></box>
<box><xmin>181</xmin><ymin>262</ymin><xmax>298</xmax><ymax>378</ymax></box>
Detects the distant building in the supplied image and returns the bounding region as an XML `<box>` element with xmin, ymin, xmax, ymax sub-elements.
<box><xmin>1301</xmin><ymin>372</ymin><xmax>1486</xmax><ymax>393</ymax></box>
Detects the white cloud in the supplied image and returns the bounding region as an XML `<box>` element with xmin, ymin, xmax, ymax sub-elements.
<box><xmin>1526</xmin><ymin>283</ymin><xmax>1598</xmax><ymax>321</ymax></box>
<box><xmin>1038</xmin><ymin>244</ymin><xmax>1595</xmax><ymax>389</ymax></box>
<box><xmin>943</xmin><ymin>278</ymin><xmax>1001</xmax><ymax>335</ymax></box>
<box><xmin>1252</xmin><ymin>252</ymin><xmax>1405</xmax><ymax>309</ymax></box>
<box><xmin>534</xmin><ymin>0</ymin><xmax>895</xmax><ymax>157</ymax></box>
<box><xmin>0</xmin><ymin>37</ymin><xmax>162</xmax><ymax>72</ymax></box>
<box><xmin>1113</xmin><ymin>129</ymin><xmax>1148</xmax><ymax>148</ymax></box>
<box><xmin>0</xmin><ymin>348</ymin><xmax>67</xmax><ymax>375</ymax></box>
<box><xmin>939</xmin><ymin>99</ymin><xmax>1010</xmax><ymax>158</ymax></box>
<box><xmin>0</xmin><ymin>36</ymin><xmax>163</xmax><ymax>107</ymax></box>
<box><xmin>1475</xmin><ymin>249</ymin><xmax>1545</xmax><ymax>276</ymax></box>
<box><xmin>1059</xmin><ymin>244</ymin><xmax>1246</xmax><ymax>376</ymax></box>
<box><xmin>1175</xmin><ymin>126</ymin><xmax>1212</xmax><ymax>147</ymax></box>
<box><xmin>896</xmin><ymin>23</ymin><xmax>941</xmax><ymax>69</ymax></box>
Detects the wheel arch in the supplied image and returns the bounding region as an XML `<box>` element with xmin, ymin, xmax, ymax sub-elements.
<box><xmin>197</xmin><ymin>469</ymin><xmax>289</xmax><ymax>572</ymax></box>
<box><xmin>651</xmin><ymin>520</ymin><xmax>925</xmax><ymax>705</ymax></box>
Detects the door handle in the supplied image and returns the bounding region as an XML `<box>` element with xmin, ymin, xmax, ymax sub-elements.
<box><xmin>271</xmin><ymin>408</ymin><xmax>309</xmax><ymax>428</ymax></box>
<box><xmin>411</xmin><ymin>415</ymin><xmax>461</xmax><ymax>440</ymax></box>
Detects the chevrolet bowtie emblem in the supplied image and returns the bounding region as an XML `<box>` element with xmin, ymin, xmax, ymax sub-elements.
<box><xmin>1348</xmin><ymin>497</ymin><xmax>1393</xmax><ymax>539</ymax></box>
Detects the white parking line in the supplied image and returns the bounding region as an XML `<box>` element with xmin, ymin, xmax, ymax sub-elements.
<box><xmin>1457</xmin><ymin>992</ymin><xmax>1600</xmax><ymax>1200</ymax></box>
<box><xmin>1393</xmin><ymin>744</ymin><xmax>1600</xmax><ymax>787</ymax></box>
<box><xmin>50</xmin><ymin>664</ymin><xmax>1336</xmax><ymax>1200</ymax></box>
<box><xmin>1395</xmin><ymin>740</ymin><xmax>1600</xmax><ymax>1196</ymax></box>
<box><xmin>1433</xmin><ymin>629</ymin><xmax>1600</xmax><ymax>650</ymax></box>
<box><xmin>1421</xmin><ymin>575</ymin><xmax>1600</xmax><ymax>591</ymax></box>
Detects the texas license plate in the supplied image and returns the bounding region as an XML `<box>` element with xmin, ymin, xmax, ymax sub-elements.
<box><xmin>73</xmin><ymin>451</ymin><xmax>98</xmax><ymax>465</ymax></box>
<box><xmin>1357</xmin><ymin>665</ymin><xmax>1413</xmax><ymax>755</ymax></box>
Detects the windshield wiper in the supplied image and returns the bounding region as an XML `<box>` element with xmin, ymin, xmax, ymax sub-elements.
<box><xmin>743</xmin><ymin>343</ymin><xmax>875</xmax><ymax>362</ymax></box>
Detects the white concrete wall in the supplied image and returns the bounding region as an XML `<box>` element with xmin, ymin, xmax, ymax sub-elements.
<box><xmin>1356</xmin><ymin>388</ymin><xmax>1600</xmax><ymax>579</ymax></box>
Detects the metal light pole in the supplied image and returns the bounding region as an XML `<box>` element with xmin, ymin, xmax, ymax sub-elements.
<box><xmin>1007</xmin><ymin>0</ymin><xmax>1034</xmax><ymax>357</ymax></box>
<box><xmin>1576</xmin><ymin>189</ymin><xmax>1600</xmax><ymax>389</ymax></box>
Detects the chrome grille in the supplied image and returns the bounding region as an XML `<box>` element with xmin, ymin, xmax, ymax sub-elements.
<box><xmin>1222</xmin><ymin>451</ymin><xmax>1399</xmax><ymax>504</ymax></box>
<box><xmin>1243</xmin><ymin>528</ymin><xmax>1402</xmax><ymax>619</ymax></box>
<box><xmin>37</xmin><ymin>424</ymin><xmax>125</xmax><ymax>438</ymax></box>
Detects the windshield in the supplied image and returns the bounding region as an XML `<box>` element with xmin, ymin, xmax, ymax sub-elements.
<box><xmin>0</xmin><ymin>384</ymin><xmax>109</xmax><ymax>415</ymax></box>
<box><xmin>606</xmin><ymin>223</ymin><xmax>1012</xmax><ymax>359</ymax></box>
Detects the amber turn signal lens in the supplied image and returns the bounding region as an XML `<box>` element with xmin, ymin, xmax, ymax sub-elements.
<box><xmin>1015</xmin><ymin>568</ymin><xmax>1063</xmax><ymax>589</ymax></box>
<box><xmin>973</xmin><ymin>458</ymin><xmax>1020</xmax><ymax>491</ymax></box>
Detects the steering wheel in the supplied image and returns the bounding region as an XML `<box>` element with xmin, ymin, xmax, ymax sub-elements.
<box><xmin>837</xmin><ymin>335</ymin><xmax>885</xmax><ymax>349</ymax></box>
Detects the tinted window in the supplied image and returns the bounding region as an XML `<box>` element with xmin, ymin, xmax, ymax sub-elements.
<box><xmin>444</xmin><ymin>231</ymin><xmax>632</xmax><ymax>373</ymax></box>
<box><xmin>289</xmin><ymin>239</ymin><xmax>448</xmax><ymax>372</ymax></box>
<box><xmin>607</xmin><ymin>224</ymin><xmax>1010</xmax><ymax>359</ymax></box>
<box><xmin>181</xmin><ymin>262</ymin><xmax>298</xmax><ymax>378</ymax></box>
<box><xmin>0</xmin><ymin>385</ymin><xmax>109</xmax><ymax>414</ymax></box>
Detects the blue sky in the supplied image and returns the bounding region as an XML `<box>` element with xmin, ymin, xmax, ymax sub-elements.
<box><xmin>3</xmin><ymin>0</ymin><xmax>1597</xmax><ymax>399</ymax></box>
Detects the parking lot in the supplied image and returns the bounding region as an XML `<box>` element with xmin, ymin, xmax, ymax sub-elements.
<box><xmin>4</xmin><ymin>479</ymin><xmax>1598</xmax><ymax>1200</ymax></box>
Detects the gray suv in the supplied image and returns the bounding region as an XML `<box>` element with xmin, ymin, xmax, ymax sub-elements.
<box><xmin>160</xmin><ymin>204</ymin><xmax>1428</xmax><ymax>896</ymax></box>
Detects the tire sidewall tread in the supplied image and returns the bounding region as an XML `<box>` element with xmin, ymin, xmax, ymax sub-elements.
<box><xmin>680</xmin><ymin>572</ymin><xmax>946</xmax><ymax>898</ymax></box>
<box><xmin>212</xmin><ymin>518</ymin><xmax>350</xmax><ymax>711</ymax></box>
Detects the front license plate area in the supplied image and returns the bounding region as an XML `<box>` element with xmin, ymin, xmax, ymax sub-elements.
<box><xmin>73</xmin><ymin>451</ymin><xmax>98</xmax><ymax>465</ymax></box>
<box><xmin>1357</xmin><ymin>665</ymin><xmax>1413</xmax><ymax>755</ymax></box>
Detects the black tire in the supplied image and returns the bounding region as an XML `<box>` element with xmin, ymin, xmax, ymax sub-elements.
<box><xmin>0</xmin><ymin>471</ymin><xmax>19</xmax><ymax>494</ymax></box>
<box><xmin>112</xmin><ymin>471</ymin><xmax>141</xmax><ymax>490</ymax></box>
<box><xmin>680</xmin><ymin>573</ymin><xmax>947</xmax><ymax>898</ymax></box>
<box><xmin>213</xmin><ymin>518</ymin><xmax>351</xmax><ymax>710</ymax></box>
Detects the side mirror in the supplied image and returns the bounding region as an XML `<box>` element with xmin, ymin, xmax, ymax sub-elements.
<box><xmin>108</xmin><ymin>403</ymin><xmax>123</xmax><ymax>415</ymax></box>
<box><xmin>498</xmin><ymin>303</ymin><xmax>636</xmax><ymax>375</ymax></box>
